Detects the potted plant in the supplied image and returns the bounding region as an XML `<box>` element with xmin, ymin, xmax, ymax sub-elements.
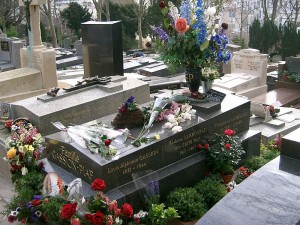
<box><xmin>202</xmin><ymin>129</ymin><xmax>245</xmax><ymax>183</ymax></box>
<box><xmin>166</xmin><ymin>187</ymin><xmax>207</xmax><ymax>224</ymax></box>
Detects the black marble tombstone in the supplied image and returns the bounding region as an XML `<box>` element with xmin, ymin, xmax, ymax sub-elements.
<box><xmin>81</xmin><ymin>21</ymin><xmax>123</xmax><ymax>78</ymax></box>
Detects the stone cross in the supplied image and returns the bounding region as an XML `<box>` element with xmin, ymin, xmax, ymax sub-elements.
<box><xmin>19</xmin><ymin>0</ymin><xmax>46</xmax><ymax>48</ymax></box>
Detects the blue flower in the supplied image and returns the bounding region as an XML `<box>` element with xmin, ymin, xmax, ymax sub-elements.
<box><xmin>179</xmin><ymin>0</ymin><xmax>192</xmax><ymax>24</ymax></box>
<box><xmin>193</xmin><ymin>0</ymin><xmax>207</xmax><ymax>45</ymax></box>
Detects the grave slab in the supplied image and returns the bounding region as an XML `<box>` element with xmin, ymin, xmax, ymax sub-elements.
<box><xmin>44</xmin><ymin>93</ymin><xmax>252</xmax><ymax>190</ymax></box>
<box><xmin>196</xmin><ymin>156</ymin><xmax>300</xmax><ymax>225</ymax></box>
<box><xmin>11</xmin><ymin>77</ymin><xmax>151</xmax><ymax>135</ymax></box>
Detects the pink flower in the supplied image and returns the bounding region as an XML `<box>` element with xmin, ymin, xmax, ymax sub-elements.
<box><xmin>224</xmin><ymin>143</ymin><xmax>231</xmax><ymax>150</ymax></box>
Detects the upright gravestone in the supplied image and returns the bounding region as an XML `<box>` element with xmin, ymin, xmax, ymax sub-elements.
<box><xmin>82</xmin><ymin>21</ymin><xmax>123</xmax><ymax>78</ymax></box>
<box><xmin>213</xmin><ymin>49</ymin><xmax>268</xmax><ymax>98</ymax></box>
<box><xmin>19</xmin><ymin>0</ymin><xmax>57</xmax><ymax>89</ymax></box>
<box><xmin>285</xmin><ymin>57</ymin><xmax>300</xmax><ymax>74</ymax></box>
<box><xmin>0</xmin><ymin>38</ymin><xmax>11</xmax><ymax>62</ymax></box>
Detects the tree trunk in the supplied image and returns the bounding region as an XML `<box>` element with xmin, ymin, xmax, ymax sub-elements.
<box><xmin>294</xmin><ymin>0</ymin><xmax>299</xmax><ymax>25</ymax></box>
<box><xmin>92</xmin><ymin>0</ymin><xmax>102</xmax><ymax>21</ymax></box>
<box><xmin>138</xmin><ymin>0</ymin><xmax>143</xmax><ymax>49</ymax></box>
<box><xmin>271</xmin><ymin>0</ymin><xmax>279</xmax><ymax>23</ymax></box>
<box><xmin>262</xmin><ymin>0</ymin><xmax>269</xmax><ymax>21</ymax></box>
<box><xmin>47</xmin><ymin>0</ymin><xmax>58</xmax><ymax>47</ymax></box>
<box><xmin>105</xmin><ymin>0</ymin><xmax>110</xmax><ymax>21</ymax></box>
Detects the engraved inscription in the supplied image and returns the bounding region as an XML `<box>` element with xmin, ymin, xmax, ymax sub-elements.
<box><xmin>214</xmin><ymin>111</ymin><xmax>249</xmax><ymax>132</ymax></box>
<box><xmin>107</xmin><ymin>149</ymin><xmax>159</xmax><ymax>175</ymax></box>
<box><xmin>248</xmin><ymin>61</ymin><xmax>260</xmax><ymax>71</ymax></box>
<box><xmin>51</xmin><ymin>146</ymin><xmax>94</xmax><ymax>180</ymax></box>
<box><xmin>234</xmin><ymin>60</ymin><xmax>243</xmax><ymax>69</ymax></box>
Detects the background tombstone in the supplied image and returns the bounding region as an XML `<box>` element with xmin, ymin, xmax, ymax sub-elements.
<box><xmin>63</xmin><ymin>38</ymin><xmax>71</xmax><ymax>49</ymax></box>
<box><xmin>0</xmin><ymin>38</ymin><xmax>11</xmax><ymax>62</ymax></box>
<box><xmin>222</xmin><ymin>44</ymin><xmax>241</xmax><ymax>74</ymax></box>
<box><xmin>285</xmin><ymin>56</ymin><xmax>300</xmax><ymax>74</ymax></box>
<box><xmin>82</xmin><ymin>21</ymin><xmax>123</xmax><ymax>78</ymax></box>
<box><xmin>75</xmin><ymin>39</ymin><xmax>82</xmax><ymax>56</ymax></box>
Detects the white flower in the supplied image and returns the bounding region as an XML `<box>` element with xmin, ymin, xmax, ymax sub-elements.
<box><xmin>172</xmin><ymin>126</ymin><xmax>182</xmax><ymax>134</ymax></box>
<box><xmin>177</xmin><ymin>116</ymin><xmax>185</xmax><ymax>123</ymax></box>
<box><xmin>190</xmin><ymin>109</ymin><xmax>196</xmax><ymax>115</ymax></box>
<box><xmin>206</xmin><ymin>7</ymin><xmax>216</xmax><ymax>16</ymax></box>
<box><xmin>167</xmin><ymin>115</ymin><xmax>177</xmax><ymax>123</ymax></box>
<box><xmin>182</xmin><ymin>112</ymin><xmax>192</xmax><ymax>120</ymax></box>
<box><xmin>21</xmin><ymin>167</ymin><xmax>28</xmax><ymax>176</ymax></box>
<box><xmin>163</xmin><ymin>122</ymin><xmax>173</xmax><ymax>129</ymax></box>
<box><xmin>168</xmin><ymin>2</ymin><xmax>179</xmax><ymax>22</ymax></box>
<box><xmin>134</xmin><ymin>210</ymin><xmax>148</xmax><ymax>218</ymax></box>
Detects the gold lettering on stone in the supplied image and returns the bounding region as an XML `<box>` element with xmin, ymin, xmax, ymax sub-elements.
<box><xmin>107</xmin><ymin>149</ymin><xmax>159</xmax><ymax>175</ymax></box>
<box><xmin>51</xmin><ymin>146</ymin><xmax>94</xmax><ymax>180</ymax></box>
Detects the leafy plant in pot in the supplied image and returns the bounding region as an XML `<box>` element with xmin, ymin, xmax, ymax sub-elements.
<box><xmin>202</xmin><ymin>129</ymin><xmax>245</xmax><ymax>183</ymax></box>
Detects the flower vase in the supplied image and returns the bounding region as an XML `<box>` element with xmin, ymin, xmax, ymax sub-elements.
<box><xmin>201</xmin><ymin>80</ymin><xmax>213</xmax><ymax>94</ymax></box>
<box><xmin>221</xmin><ymin>173</ymin><xmax>234</xmax><ymax>184</ymax></box>
<box><xmin>185</xmin><ymin>67</ymin><xmax>201</xmax><ymax>93</ymax></box>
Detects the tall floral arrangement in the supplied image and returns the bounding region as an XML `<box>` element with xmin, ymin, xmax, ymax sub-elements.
<box><xmin>152</xmin><ymin>0</ymin><xmax>232</xmax><ymax>71</ymax></box>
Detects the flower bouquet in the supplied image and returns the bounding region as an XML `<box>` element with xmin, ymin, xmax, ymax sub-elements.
<box><xmin>152</xmin><ymin>0</ymin><xmax>232</xmax><ymax>96</ymax></box>
<box><xmin>4</xmin><ymin>119</ymin><xmax>45</xmax><ymax>180</ymax></box>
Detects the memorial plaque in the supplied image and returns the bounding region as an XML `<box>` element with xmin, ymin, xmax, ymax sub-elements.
<box><xmin>1</xmin><ymin>41</ymin><xmax>9</xmax><ymax>51</ymax></box>
<box><xmin>45</xmin><ymin>93</ymin><xmax>251</xmax><ymax>190</ymax></box>
<box><xmin>0</xmin><ymin>102</ymin><xmax>11</xmax><ymax>120</ymax></box>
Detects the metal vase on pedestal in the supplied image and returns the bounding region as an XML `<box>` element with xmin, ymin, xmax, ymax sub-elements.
<box><xmin>201</xmin><ymin>80</ymin><xmax>213</xmax><ymax>94</ymax></box>
<box><xmin>185</xmin><ymin>67</ymin><xmax>201</xmax><ymax>93</ymax></box>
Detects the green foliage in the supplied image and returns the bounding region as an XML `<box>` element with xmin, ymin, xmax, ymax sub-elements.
<box><xmin>194</xmin><ymin>176</ymin><xmax>227</xmax><ymax>209</ymax></box>
<box><xmin>248</xmin><ymin>19</ymin><xmax>261</xmax><ymax>50</ymax></box>
<box><xmin>60</xmin><ymin>2</ymin><xmax>92</xmax><ymax>38</ymax></box>
<box><xmin>279</xmin><ymin>22</ymin><xmax>300</xmax><ymax>59</ymax></box>
<box><xmin>40</xmin><ymin>22</ymin><xmax>47</xmax><ymax>42</ymax></box>
<box><xmin>244</xmin><ymin>156</ymin><xmax>267</xmax><ymax>171</ymax></box>
<box><xmin>260</xmin><ymin>20</ymin><xmax>279</xmax><ymax>54</ymax></box>
<box><xmin>166</xmin><ymin>187</ymin><xmax>207</xmax><ymax>222</ymax></box>
<box><xmin>148</xmin><ymin>203</ymin><xmax>180</xmax><ymax>225</ymax></box>
<box><xmin>109</xmin><ymin>2</ymin><xmax>138</xmax><ymax>51</ymax></box>
<box><xmin>14</xmin><ymin>170</ymin><xmax>45</xmax><ymax>193</ymax></box>
<box><xmin>6</xmin><ymin>26</ymin><xmax>17</xmax><ymax>37</ymax></box>
<box><xmin>41</xmin><ymin>197</ymin><xmax>67</xmax><ymax>222</ymax></box>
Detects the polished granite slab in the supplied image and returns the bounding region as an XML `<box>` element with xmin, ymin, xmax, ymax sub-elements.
<box><xmin>196</xmin><ymin>155</ymin><xmax>300</xmax><ymax>225</ymax></box>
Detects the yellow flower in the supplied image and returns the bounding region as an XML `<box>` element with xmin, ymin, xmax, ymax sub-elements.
<box><xmin>154</xmin><ymin>134</ymin><xmax>160</xmax><ymax>140</ymax></box>
<box><xmin>7</xmin><ymin>148</ymin><xmax>16</xmax><ymax>160</ymax></box>
<box><xmin>28</xmin><ymin>145</ymin><xmax>34</xmax><ymax>152</ymax></box>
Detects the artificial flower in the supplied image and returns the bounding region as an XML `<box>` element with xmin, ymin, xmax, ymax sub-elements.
<box><xmin>7</xmin><ymin>147</ymin><xmax>16</xmax><ymax>159</ymax></box>
<box><xmin>172</xmin><ymin>126</ymin><xmax>183</xmax><ymax>134</ymax></box>
<box><xmin>91</xmin><ymin>178</ymin><xmax>106</xmax><ymax>191</ymax></box>
<box><xmin>61</xmin><ymin>202</ymin><xmax>77</xmax><ymax>220</ymax></box>
<box><xmin>121</xmin><ymin>203</ymin><xmax>133</xmax><ymax>218</ymax></box>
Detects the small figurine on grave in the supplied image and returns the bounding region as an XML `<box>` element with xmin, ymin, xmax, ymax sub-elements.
<box><xmin>111</xmin><ymin>96</ymin><xmax>144</xmax><ymax>128</ymax></box>
<box><xmin>47</xmin><ymin>87</ymin><xmax>60</xmax><ymax>97</ymax></box>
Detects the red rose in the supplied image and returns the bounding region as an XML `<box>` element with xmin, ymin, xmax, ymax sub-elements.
<box><xmin>104</xmin><ymin>139</ymin><xmax>112</xmax><ymax>146</ymax></box>
<box><xmin>223</xmin><ymin>129</ymin><xmax>236</xmax><ymax>136</ymax></box>
<box><xmin>204</xmin><ymin>143</ymin><xmax>209</xmax><ymax>149</ymax></box>
<box><xmin>114</xmin><ymin>208</ymin><xmax>121</xmax><ymax>217</ymax></box>
<box><xmin>92</xmin><ymin>211</ymin><xmax>104</xmax><ymax>225</ymax></box>
<box><xmin>175</xmin><ymin>18</ymin><xmax>189</xmax><ymax>33</ymax></box>
<box><xmin>71</xmin><ymin>218</ymin><xmax>81</xmax><ymax>225</ymax></box>
<box><xmin>196</xmin><ymin>144</ymin><xmax>202</xmax><ymax>149</ymax></box>
<box><xmin>4</xmin><ymin>120</ymin><xmax>13</xmax><ymax>129</ymax></box>
<box><xmin>159</xmin><ymin>0</ymin><xmax>166</xmax><ymax>8</ymax></box>
<box><xmin>85</xmin><ymin>213</ymin><xmax>93</xmax><ymax>223</ymax></box>
<box><xmin>121</xmin><ymin>203</ymin><xmax>133</xmax><ymax>218</ymax></box>
<box><xmin>61</xmin><ymin>202</ymin><xmax>77</xmax><ymax>220</ymax></box>
<box><xmin>91</xmin><ymin>178</ymin><xmax>106</xmax><ymax>191</ymax></box>
<box><xmin>239</xmin><ymin>167</ymin><xmax>247</xmax><ymax>172</ymax></box>
<box><xmin>224</xmin><ymin>143</ymin><xmax>231</xmax><ymax>150</ymax></box>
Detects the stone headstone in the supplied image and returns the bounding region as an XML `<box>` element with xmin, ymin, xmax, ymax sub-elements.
<box><xmin>281</xmin><ymin>127</ymin><xmax>300</xmax><ymax>160</ymax></box>
<box><xmin>285</xmin><ymin>56</ymin><xmax>300</xmax><ymax>74</ymax></box>
<box><xmin>222</xmin><ymin>44</ymin><xmax>241</xmax><ymax>74</ymax></box>
<box><xmin>213</xmin><ymin>49</ymin><xmax>268</xmax><ymax>99</ymax></box>
<box><xmin>75</xmin><ymin>40</ymin><xmax>82</xmax><ymax>56</ymax></box>
<box><xmin>63</xmin><ymin>38</ymin><xmax>71</xmax><ymax>49</ymax></box>
<box><xmin>82</xmin><ymin>21</ymin><xmax>123</xmax><ymax>78</ymax></box>
<box><xmin>0</xmin><ymin>38</ymin><xmax>11</xmax><ymax>62</ymax></box>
